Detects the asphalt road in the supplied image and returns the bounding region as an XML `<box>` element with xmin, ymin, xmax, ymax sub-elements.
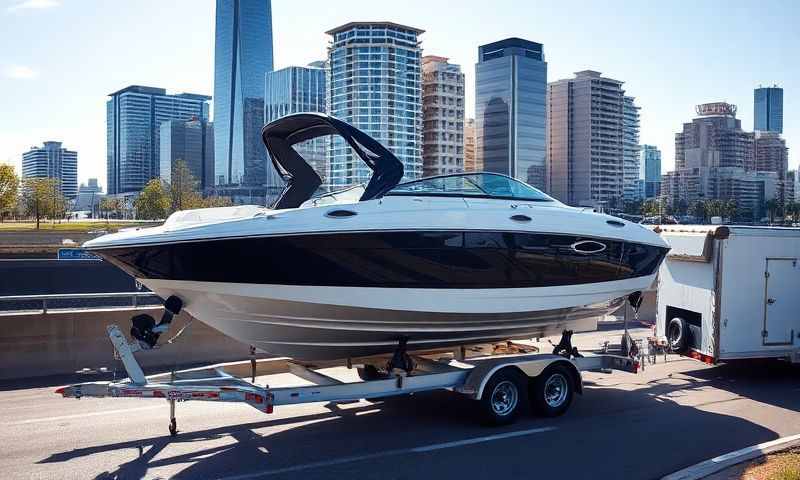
<box><xmin>1</xmin><ymin>330</ymin><xmax>799</xmax><ymax>480</ymax></box>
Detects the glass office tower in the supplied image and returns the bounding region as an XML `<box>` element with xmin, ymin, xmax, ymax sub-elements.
<box><xmin>213</xmin><ymin>0</ymin><xmax>276</xmax><ymax>198</ymax></box>
<box><xmin>475</xmin><ymin>38</ymin><xmax>547</xmax><ymax>190</ymax></box>
<box><xmin>106</xmin><ymin>86</ymin><xmax>210</xmax><ymax>194</ymax></box>
<box><xmin>326</xmin><ymin>22</ymin><xmax>424</xmax><ymax>189</ymax></box>
<box><xmin>265</xmin><ymin>62</ymin><xmax>328</xmax><ymax>182</ymax></box>
<box><xmin>640</xmin><ymin>145</ymin><xmax>661</xmax><ymax>198</ymax></box>
<box><xmin>754</xmin><ymin>86</ymin><xmax>783</xmax><ymax>134</ymax></box>
<box><xmin>22</xmin><ymin>141</ymin><xmax>78</xmax><ymax>199</ymax></box>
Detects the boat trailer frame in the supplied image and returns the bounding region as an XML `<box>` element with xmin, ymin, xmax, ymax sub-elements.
<box><xmin>56</xmin><ymin>324</ymin><xmax>639</xmax><ymax>436</ymax></box>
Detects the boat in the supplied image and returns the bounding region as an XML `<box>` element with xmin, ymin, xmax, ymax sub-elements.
<box><xmin>83</xmin><ymin>113</ymin><xmax>670</xmax><ymax>361</ymax></box>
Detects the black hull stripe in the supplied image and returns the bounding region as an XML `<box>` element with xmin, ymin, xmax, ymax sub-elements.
<box><xmin>99</xmin><ymin>231</ymin><xmax>667</xmax><ymax>289</ymax></box>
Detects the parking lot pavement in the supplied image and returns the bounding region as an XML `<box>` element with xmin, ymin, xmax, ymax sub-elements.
<box><xmin>1</xmin><ymin>331</ymin><xmax>799</xmax><ymax>480</ymax></box>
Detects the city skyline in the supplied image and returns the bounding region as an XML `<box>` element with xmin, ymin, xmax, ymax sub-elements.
<box><xmin>1</xmin><ymin>0</ymin><xmax>798</xmax><ymax>189</ymax></box>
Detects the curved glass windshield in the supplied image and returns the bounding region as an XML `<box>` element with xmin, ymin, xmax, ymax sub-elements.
<box><xmin>387</xmin><ymin>173</ymin><xmax>554</xmax><ymax>202</ymax></box>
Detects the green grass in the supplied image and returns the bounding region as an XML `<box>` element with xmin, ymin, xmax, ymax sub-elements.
<box><xmin>0</xmin><ymin>220</ymin><xmax>159</xmax><ymax>233</ymax></box>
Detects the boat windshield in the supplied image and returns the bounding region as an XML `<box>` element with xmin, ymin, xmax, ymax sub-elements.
<box><xmin>386</xmin><ymin>173</ymin><xmax>554</xmax><ymax>202</ymax></box>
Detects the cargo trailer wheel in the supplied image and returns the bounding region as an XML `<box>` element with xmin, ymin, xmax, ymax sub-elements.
<box><xmin>667</xmin><ymin>317</ymin><xmax>688</xmax><ymax>352</ymax></box>
<box><xmin>479</xmin><ymin>368</ymin><xmax>528</xmax><ymax>426</ymax></box>
<box><xmin>531</xmin><ymin>365</ymin><xmax>574</xmax><ymax>417</ymax></box>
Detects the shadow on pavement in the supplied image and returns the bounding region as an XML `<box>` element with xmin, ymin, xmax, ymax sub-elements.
<box><xmin>35</xmin><ymin>359</ymin><xmax>799</xmax><ymax>480</ymax></box>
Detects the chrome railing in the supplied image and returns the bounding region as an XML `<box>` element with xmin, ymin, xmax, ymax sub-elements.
<box><xmin>0</xmin><ymin>292</ymin><xmax>160</xmax><ymax>313</ymax></box>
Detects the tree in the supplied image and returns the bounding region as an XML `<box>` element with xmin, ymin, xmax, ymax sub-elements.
<box><xmin>134</xmin><ymin>179</ymin><xmax>170</xmax><ymax>220</ymax></box>
<box><xmin>764</xmin><ymin>199</ymin><xmax>779</xmax><ymax>225</ymax></box>
<box><xmin>0</xmin><ymin>164</ymin><xmax>18</xmax><ymax>222</ymax></box>
<box><xmin>690</xmin><ymin>200</ymin><xmax>707</xmax><ymax>223</ymax></box>
<box><xmin>100</xmin><ymin>197</ymin><xmax>125</xmax><ymax>220</ymax></box>
<box><xmin>787</xmin><ymin>202</ymin><xmax>800</xmax><ymax>225</ymax></box>
<box><xmin>641</xmin><ymin>199</ymin><xmax>660</xmax><ymax>218</ymax></box>
<box><xmin>169</xmin><ymin>160</ymin><xmax>204</xmax><ymax>211</ymax></box>
<box><xmin>20</xmin><ymin>177</ymin><xmax>64</xmax><ymax>229</ymax></box>
<box><xmin>723</xmin><ymin>199</ymin><xmax>737</xmax><ymax>222</ymax></box>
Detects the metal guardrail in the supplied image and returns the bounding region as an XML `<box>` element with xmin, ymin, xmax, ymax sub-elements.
<box><xmin>0</xmin><ymin>292</ymin><xmax>160</xmax><ymax>313</ymax></box>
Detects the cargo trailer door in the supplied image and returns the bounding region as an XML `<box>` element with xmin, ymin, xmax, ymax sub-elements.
<box><xmin>763</xmin><ymin>258</ymin><xmax>799</xmax><ymax>346</ymax></box>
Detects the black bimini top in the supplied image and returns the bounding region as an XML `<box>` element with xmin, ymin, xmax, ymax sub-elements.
<box><xmin>261</xmin><ymin>113</ymin><xmax>404</xmax><ymax>209</ymax></box>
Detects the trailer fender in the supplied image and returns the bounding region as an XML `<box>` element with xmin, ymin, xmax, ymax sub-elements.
<box><xmin>463</xmin><ymin>355</ymin><xmax>582</xmax><ymax>401</ymax></box>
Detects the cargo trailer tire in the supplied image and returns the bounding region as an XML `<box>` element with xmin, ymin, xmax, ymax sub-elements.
<box><xmin>667</xmin><ymin>317</ymin><xmax>688</xmax><ymax>352</ymax></box>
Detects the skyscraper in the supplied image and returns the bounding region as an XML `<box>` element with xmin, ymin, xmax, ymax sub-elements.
<box><xmin>214</xmin><ymin>0</ymin><xmax>276</xmax><ymax>199</ymax></box>
<box><xmin>622</xmin><ymin>96</ymin><xmax>641</xmax><ymax>201</ymax></box>
<box><xmin>160</xmin><ymin>118</ymin><xmax>215</xmax><ymax>190</ymax></box>
<box><xmin>754</xmin><ymin>85</ymin><xmax>783</xmax><ymax>134</ymax></box>
<box><xmin>326</xmin><ymin>22</ymin><xmax>423</xmax><ymax>189</ymax></box>
<box><xmin>463</xmin><ymin>118</ymin><xmax>478</xmax><ymax>172</ymax></box>
<box><xmin>475</xmin><ymin>38</ymin><xmax>547</xmax><ymax>189</ymax></box>
<box><xmin>546</xmin><ymin>71</ymin><xmax>626</xmax><ymax>207</ymax></box>
<box><xmin>421</xmin><ymin>56</ymin><xmax>465</xmax><ymax>177</ymax></box>
<box><xmin>640</xmin><ymin>145</ymin><xmax>662</xmax><ymax>199</ymax></box>
<box><xmin>107</xmin><ymin>86</ymin><xmax>210</xmax><ymax>195</ymax></box>
<box><xmin>22</xmin><ymin>141</ymin><xmax>78</xmax><ymax>198</ymax></box>
<box><xmin>264</xmin><ymin>62</ymin><xmax>328</xmax><ymax>182</ymax></box>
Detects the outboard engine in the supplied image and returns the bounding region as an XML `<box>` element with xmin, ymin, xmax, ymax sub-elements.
<box><xmin>130</xmin><ymin>295</ymin><xmax>183</xmax><ymax>349</ymax></box>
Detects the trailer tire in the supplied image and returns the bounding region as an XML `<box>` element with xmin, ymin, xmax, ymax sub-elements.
<box><xmin>479</xmin><ymin>368</ymin><xmax>528</xmax><ymax>426</ymax></box>
<box><xmin>531</xmin><ymin>364</ymin><xmax>574</xmax><ymax>417</ymax></box>
<box><xmin>667</xmin><ymin>317</ymin><xmax>688</xmax><ymax>352</ymax></box>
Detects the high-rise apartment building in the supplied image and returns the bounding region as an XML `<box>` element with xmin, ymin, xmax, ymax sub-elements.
<box><xmin>640</xmin><ymin>145</ymin><xmax>662</xmax><ymax>199</ymax></box>
<box><xmin>160</xmin><ymin>118</ymin><xmax>215</xmax><ymax>190</ymax></box>
<box><xmin>622</xmin><ymin>96</ymin><xmax>641</xmax><ymax>201</ymax></box>
<box><xmin>421</xmin><ymin>56</ymin><xmax>465</xmax><ymax>177</ymax></box>
<box><xmin>662</xmin><ymin>103</ymin><xmax>776</xmax><ymax>220</ymax></box>
<box><xmin>475</xmin><ymin>38</ymin><xmax>547</xmax><ymax>189</ymax></box>
<box><xmin>264</xmin><ymin>62</ymin><xmax>328</xmax><ymax>182</ymax></box>
<box><xmin>754</xmin><ymin>130</ymin><xmax>790</xmax><ymax>207</ymax></box>
<box><xmin>546</xmin><ymin>71</ymin><xmax>626</xmax><ymax>207</ymax></box>
<box><xmin>21</xmin><ymin>141</ymin><xmax>78</xmax><ymax>198</ymax></box>
<box><xmin>326</xmin><ymin>22</ymin><xmax>424</xmax><ymax>189</ymax></box>
<box><xmin>463</xmin><ymin>118</ymin><xmax>477</xmax><ymax>172</ymax></box>
<box><xmin>213</xmin><ymin>0</ymin><xmax>276</xmax><ymax>199</ymax></box>
<box><xmin>754</xmin><ymin>85</ymin><xmax>783</xmax><ymax>134</ymax></box>
<box><xmin>107</xmin><ymin>85</ymin><xmax>210</xmax><ymax>195</ymax></box>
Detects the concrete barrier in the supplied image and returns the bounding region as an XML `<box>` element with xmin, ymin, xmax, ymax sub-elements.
<box><xmin>0</xmin><ymin>307</ymin><xmax>256</xmax><ymax>380</ymax></box>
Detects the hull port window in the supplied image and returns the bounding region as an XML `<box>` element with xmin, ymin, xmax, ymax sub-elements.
<box><xmin>571</xmin><ymin>240</ymin><xmax>607</xmax><ymax>254</ymax></box>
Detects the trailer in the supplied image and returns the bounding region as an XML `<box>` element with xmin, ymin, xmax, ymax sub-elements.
<box><xmin>56</xmin><ymin>323</ymin><xmax>638</xmax><ymax>436</ymax></box>
<box><xmin>655</xmin><ymin>225</ymin><xmax>800</xmax><ymax>365</ymax></box>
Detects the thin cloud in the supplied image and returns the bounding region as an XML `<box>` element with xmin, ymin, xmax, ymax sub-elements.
<box><xmin>5</xmin><ymin>65</ymin><xmax>38</xmax><ymax>79</ymax></box>
<box><xmin>7</xmin><ymin>0</ymin><xmax>61</xmax><ymax>13</ymax></box>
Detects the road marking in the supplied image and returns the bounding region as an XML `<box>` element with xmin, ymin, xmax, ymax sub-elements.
<box><xmin>216</xmin><ymin>426</ymin><xmax>557</xmax><ymax>479</ymax></box>
<box><xmin>3</xmin><ymin>405</ymin><xmax>163</xmax><ymax>426</ymax></box>
<box><xmin>411</xmin><ymin>427</ymin><xmax>557</xmax><ymax>452</ymax></box>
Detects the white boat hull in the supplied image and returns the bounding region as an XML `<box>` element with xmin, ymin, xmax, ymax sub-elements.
<box><xmin>142</xmin><ymin>275</ymin><xmax>654</xmax><ymax>359</ymax></box>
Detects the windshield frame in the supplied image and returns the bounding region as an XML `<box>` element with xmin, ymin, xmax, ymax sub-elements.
<box><xmin>385</xmin><ymin>172</ymin><xmax>556</xmax><ymax>203</ymax></box>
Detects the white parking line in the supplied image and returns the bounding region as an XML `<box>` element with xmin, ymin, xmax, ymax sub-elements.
<box><xmin>217</xmin><ymin>426</ymin><xmax>557</xmax><ymax>479</ymax></box>
<box><xmin>3</xmin><ymin>405</ymin><xmax>163</xmax><ymax>426</ymax></box>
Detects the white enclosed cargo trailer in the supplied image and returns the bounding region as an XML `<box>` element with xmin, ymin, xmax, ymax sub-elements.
<box><xmin>656</xmin><ymin>225</ymin><xmax>800</xmax><ymax>364</ymax></box>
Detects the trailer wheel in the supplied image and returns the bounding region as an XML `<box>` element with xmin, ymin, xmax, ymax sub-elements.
<box><xmin>531</xmin><ymin>365</ymin><xmax>574</xmax><ymax>417</ymax></box>
<box><xmin>479</xmin><ymin>368</ymin><xmax>528</xmax><ymax>426</ymax></box>
<box><xmin>667</xmin><ymin>317</ymin><xmax>688</xmax><ymax>352</ymax></box>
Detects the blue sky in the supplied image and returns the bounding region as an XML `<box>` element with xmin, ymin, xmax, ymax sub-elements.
<box><xmin>1</xmin><ymin>0</ymin><xmax>797</xmax><ymax>189</ymax></box>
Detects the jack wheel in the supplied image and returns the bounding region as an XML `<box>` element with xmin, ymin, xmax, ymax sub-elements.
<box><xmin>169</xmin><ymin>418</ymin><xmax>178</xmax><ymax>437</ymax></box>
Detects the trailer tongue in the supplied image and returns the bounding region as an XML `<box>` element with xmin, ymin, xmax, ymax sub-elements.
<box><xmin>56</xmin><ymin>323</ymin><xmax>639</xmax><ymax>436</ymax></box>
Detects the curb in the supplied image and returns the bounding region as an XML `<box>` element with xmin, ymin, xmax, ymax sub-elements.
<box><xmin>662</xmin><ymin>433</ymin><xmax>800</xmax><ymax>480</ymax></box>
